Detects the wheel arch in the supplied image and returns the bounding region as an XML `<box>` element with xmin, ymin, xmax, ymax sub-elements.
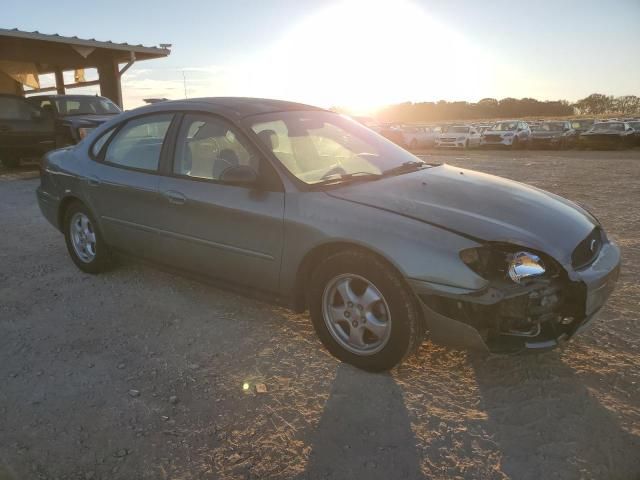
<box><xmin>57</xmin><ymin>195</ymin><xmax>85</xmax><ymax>230</ymax></box>
<box><xmin>292</xmin><ymin>240</ymin><xmax>409</xmax><ymax>313</ymax></box>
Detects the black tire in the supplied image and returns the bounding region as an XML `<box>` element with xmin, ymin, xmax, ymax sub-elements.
<box><xmin>307</xmin><ymin>249</ymin><xmax>425</xmax><ymax>371</ymax></box>
<box><xmin>1</xmin><ymin>154</ymin><xmax>20</xmax><ymax>169</ymax></box>
<box><xmin>63</xmin><ymin>201</ymin><xmax>112</xmax><ymax>274</ymax></box>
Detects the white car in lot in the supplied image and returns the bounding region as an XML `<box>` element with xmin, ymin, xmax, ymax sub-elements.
<box><xmin>435</xmin><ymin>125</ymin><xmax>482</xmax><ymax>149</ymax></box>
<box><xmin>401</xmin><ymin>125</ymin><xmax>437</xmax><ymax>149</ymax></box>
<box><xmin>480</xmin><ymin>120</ymin><xmax>531</xmax><ymax>148</ymax></box>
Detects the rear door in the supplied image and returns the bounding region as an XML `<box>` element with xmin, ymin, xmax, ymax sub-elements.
<box><xmin>0</xmin><ymin>96</ymin><xmax>54</xmax><ymax>155</ymax></box>
<box><xmin>85</xmin><ymin>113</ymin><xmax>174</xmax><ymax>259</ymax></box>
<box><xmin>155</xmin><ymin>113</ymin><xmax>285</xmax><ymax>291</ymax></box>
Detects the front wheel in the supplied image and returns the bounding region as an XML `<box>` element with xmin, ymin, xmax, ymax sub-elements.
<box><xmin>308</xmin><ymin>250</ymin><xmax>425</xmax><ymax>371</ymax></box>
<box><xmin>63</xmin><ymin>202</ymin><xmax>112</xmax><ymax>274</ymax></box>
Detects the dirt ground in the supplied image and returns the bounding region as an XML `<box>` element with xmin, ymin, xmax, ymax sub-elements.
<box><xmin>1</xmin><ymin>149</ymin><xmax>639</xmax><ymax>480</ymax></box>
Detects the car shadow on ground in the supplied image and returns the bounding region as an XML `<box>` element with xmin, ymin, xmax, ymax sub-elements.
<box><xmin>295</xmin><ymin>344</ymin><xmax>640</xmax><ymax>480</ymax></box>
<box><xmin>467</xmin><ymin>350</ymin><xmax>640</xmax><ymax>480</ymax></box>
<box><xmin>299</xmin><ymin>364</ymin><xmax>424</xmax><ymax>480</ymax></box>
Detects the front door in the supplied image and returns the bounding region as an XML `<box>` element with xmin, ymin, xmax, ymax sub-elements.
<box><xmin>156</xmin><ymin>113</ymin><xmax>285</xmax><ymax>291</ymax></box>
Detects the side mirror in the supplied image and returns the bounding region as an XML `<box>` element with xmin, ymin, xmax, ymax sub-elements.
<box><xmin>31</xmin><ymin>109</ymin><xmax>44</xmax><ymax>120</ymax></box>
<box><xmin>219</xmin><ymin>165</ymin><xmax>258</xmax><ymax>186</ymax></box>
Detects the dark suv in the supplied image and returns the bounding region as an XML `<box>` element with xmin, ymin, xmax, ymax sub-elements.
<box><xmin>0</xmin><ymin>94</ymin><xmax>55</xmax><ymax>168</ymax></box>
<box><xmin>27</xmin><ymin>94</ymin><xmax>122</xmax><ymax>148</ymax></box>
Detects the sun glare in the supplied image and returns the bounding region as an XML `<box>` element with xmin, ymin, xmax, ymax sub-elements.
<box><xmin>258</xmin><ymin>0</ymin><xmax>491</xmax><ymax>113</ymax></box>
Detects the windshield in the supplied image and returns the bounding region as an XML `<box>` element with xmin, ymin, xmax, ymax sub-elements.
<box><xmin>53</xmin><ymin>97</ymin><xmax>121</xmax><ymax>116</ymax></box>
<box><xmin>491</xmin><ymin>122</ymin><xmax>518</xmax><ymax>131</ymax></box>
<box><xmin>534</xmin><ymin>122</ymin><xmax>566</xmax><ymax>132</ymax></box>
<box><xmin>249</xmin><ymin>111</ymin><xmax>425</xmax><ymax>185</ymax></box>
<box><xmin>444</xmin><ymin>126</ymin><xmax>469</xmax><ymax>134</ymax></box>
<box><xmin>627</xmin><ymin>122</ymin><xmax>640</xmax><ymax>130</ymax></box>
<box><xmin>592</xmin><ymin>122</ymin><xmax>624</xmax><ymax>132</ymax></box>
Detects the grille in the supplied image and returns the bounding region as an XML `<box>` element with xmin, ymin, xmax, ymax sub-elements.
<box><xmin>572</xmin><ymin>227</ymin><xmax>603</xmax><ymax>269</ymax></box>
<box><xmin>440</xmin><ymin>137</ymin><xmax>456</xmax><ymax>142</ymax></box>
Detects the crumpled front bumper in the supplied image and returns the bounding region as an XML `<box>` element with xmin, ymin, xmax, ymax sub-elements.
<box><xmin>408</xmin><ymin>241</ymin><xmax>621</xmax><ymax>353</ymax></box>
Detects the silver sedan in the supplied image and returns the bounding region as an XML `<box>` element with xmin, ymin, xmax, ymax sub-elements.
<box><xmin>37</xmin><ymin>98</ymin><xmax>620</xmax><ymax>370</ymax></box>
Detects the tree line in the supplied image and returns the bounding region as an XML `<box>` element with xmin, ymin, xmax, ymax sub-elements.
<box><xmin>368</xmin><ymin>94</ymin><xmax>640</xmax><ymax>123</ymax></box>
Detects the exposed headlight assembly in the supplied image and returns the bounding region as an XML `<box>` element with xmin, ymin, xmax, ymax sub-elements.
<box><xmin>507</xmin><ymin>251</ymin><xmax>545</xmax><ymax>283</ymax></box>
<box><xmin>460</xmin><ymin>247</ymin><xmax>547</xmax><ymax>284</ymax></box>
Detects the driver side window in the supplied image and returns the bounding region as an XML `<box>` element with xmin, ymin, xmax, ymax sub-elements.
<box><xmin>173</xmin><ymin>114</ymin><xmax>257</xmax><ymax>181</ymax></box>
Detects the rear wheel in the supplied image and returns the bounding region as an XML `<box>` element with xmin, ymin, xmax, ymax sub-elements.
<box><xmin>308</xmin><ymin>250</ymin><xmax>425</xmax><ymax>371</ymax></box>
<box><xmin>63</xmin><ymin>202</ymin><xmax>112</xmax><ymax>274</ymax></box>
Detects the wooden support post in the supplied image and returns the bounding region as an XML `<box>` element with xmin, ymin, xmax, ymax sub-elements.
<box><xmin>97</xmin><ymin>59</ymin><xmax>123</xmax><ymax>107</ymax></box>
<box><xmin>54</xmin><ymin>68</ymin><xmax>65</xmax><ymax>94</ymax></box>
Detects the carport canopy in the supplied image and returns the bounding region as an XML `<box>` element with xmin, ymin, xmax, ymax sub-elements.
<box><xmin>0</xmin><ymin>28</ymin><xmax>171</xmax><ymax>106</ymax></box>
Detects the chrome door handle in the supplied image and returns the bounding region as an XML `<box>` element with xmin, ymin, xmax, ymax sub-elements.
<box><xmin>163</xmin><ymin>190</ymin><xmax>186</xmax><ymax>205</ymax></box>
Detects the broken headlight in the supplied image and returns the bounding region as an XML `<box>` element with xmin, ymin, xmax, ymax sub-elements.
<box><xmin>460</xmin><ymin>246</ymin><xmax>547</xmax><ymax>284</ymax></box>
<box><xmin>507</xmin><ymin>252</ymin><xmax>545</xmax><ymax>283</ymax></box>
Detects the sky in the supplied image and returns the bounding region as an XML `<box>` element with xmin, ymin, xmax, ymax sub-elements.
<box><xmin>3</xmin><ymin>0</ymin><xmax>640</xmax><ymax>112</ymax></box>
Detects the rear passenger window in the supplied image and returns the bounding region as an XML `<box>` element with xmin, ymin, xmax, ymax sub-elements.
<box><xmin>104</xmin><ymin>114</ymin><xmax>173</xmax><ymax>171</ymax></box>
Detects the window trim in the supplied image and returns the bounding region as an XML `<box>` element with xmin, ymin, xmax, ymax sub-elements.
<box><xmin>163</xmin><ymin>111</ymin><xmax>282</xmax><ymax>191</ymax></box>
<box><xmin>89</xmin><ymin>126</ymin><xmax>117</xmax><ymax>160</ymax></box>
<box><xmin>91</xmin><ymin>112</ymin><xmax>178</xmax><ymax>175</ymax></box>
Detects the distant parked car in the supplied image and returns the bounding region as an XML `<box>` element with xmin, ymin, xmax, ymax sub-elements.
<box><xmin>481</xmin><ymin>120</ymin><xmax>531</xmax><ymax>148</ymax></box>
<box><xmin>435</xmin><ymin>125</ymin><xmax>481</xmax><ymax>149</ymax></box>
<box><xmin>475</xmin><ymin>124</ymin><xmax>493</xmax><ymax>134</ymax></box>
<box><xmin>401</xmin><ymin>125</ymin><xmax>437</xmax><ymax>149</ymax></box>
<box><xmin>529</xmin><ymin>121</ymin><xmax>577</xmax><ymax>149</ymax></box>
<box><xmin>0</xmin><ymin>94</ymin><xmax>54</xmax><ymax>168</ymax></box>
<box><xmin>627</xmin><ymin>121</ymin><xmax>640</xmax><ymax>146</ymax></box>
<box><xmin>580</xmin><ymin>122</ymin><xmax>635</xmax><ymax>149</ymax></box>
<box><xmin>28</xmin><ymin>94</ymin><xmax>122</xmax><ymax>147</ymax></box>
<box><xmin>378</xmin><ymin>124</ymin><xmax>406</xmax><ymax>147</ymax></box>
<box><xmin>570</xmin><ymin>119</ymin><xmax>595</xmax><ymax>135</ymax></box>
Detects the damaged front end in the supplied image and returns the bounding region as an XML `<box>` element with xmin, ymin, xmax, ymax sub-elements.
<box><xmin>411</xmin><ymin>233</ymin><xmax>621</xmax><ymax>353</ymax></box>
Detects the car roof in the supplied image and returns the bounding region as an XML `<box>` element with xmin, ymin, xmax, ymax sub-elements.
<box><xmin>137</xmin><ymin>97</ymin><xmax>327</xmax><ymax>119</ymax></box>
<box><xmin>27</xmin><ymin>94</ymin><xmax>111</xmax><ymax>100</ymax></box>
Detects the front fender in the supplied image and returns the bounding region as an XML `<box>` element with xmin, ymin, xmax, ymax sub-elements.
<box><xmin>279</xmin><ymin>192</ymin><xmax>487</xmax><ymax>296</ymax></box>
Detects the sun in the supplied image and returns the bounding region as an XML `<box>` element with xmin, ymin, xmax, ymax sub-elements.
<box><xmin>257</xmin><ymin>0</ymin><xmax>491</xmax><ymax>113</ymax></box>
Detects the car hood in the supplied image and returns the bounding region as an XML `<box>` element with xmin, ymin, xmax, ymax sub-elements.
<box><xmin>327</xmin><ymin>164</ymin><xmax>597</xmax><ymax>265</ymax></box>
<box><xmin>439</xmin><ymin>132</ymin><xmax>467</xmax><ymax>138</ymax></box>
<box><xmin>482</xmin><ymin>130</ymin><xmax>513</xmax><ymax>136</ymax></box>
<box><xmin>581</xmin><ymin>129</ymin><xmax>625</xmax><ymax>136</ymax></box>
<box><xmin>531</xmin><ymin>130</ymin><xmax>563</xmax><ymax>138</ymax></box>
